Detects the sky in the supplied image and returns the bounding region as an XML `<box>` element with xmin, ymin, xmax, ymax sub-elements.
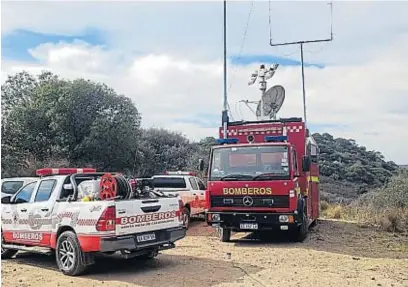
<box><xmin>1</xmin><ymin>1</ymin><xmax>408</xmax><ymax>164</ymax></box>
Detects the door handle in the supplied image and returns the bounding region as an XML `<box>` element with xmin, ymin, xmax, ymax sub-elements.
<box><xmin>20</xmin><ymin>209</ymin><xmax>27</xmax><ymax>212</ymax></box>
<box><xmin>41</xmin><ymin>208</ymin><xmax>49</xmax><ymax>212</ymax></box>
<box><xmin>192</xmin><ymin>193</ymin><xmax>197</xmax><ymax>196</ymax></box>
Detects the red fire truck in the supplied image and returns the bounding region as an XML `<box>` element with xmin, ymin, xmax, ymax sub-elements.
<box><xmin>203</xmin><ymin>117</ymin><xmax>320</xmax><ymax>242</ymax></box>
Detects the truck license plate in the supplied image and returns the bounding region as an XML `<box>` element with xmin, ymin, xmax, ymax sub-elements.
<box><xmin>240</xmin><ymin>223</ymin><xmax>258</xmax><ymax>230</ymax></box>
<box><xmin>136</xmin><ymin>233</ymin><xmax>156</xmax><ymax>242</ymax></box>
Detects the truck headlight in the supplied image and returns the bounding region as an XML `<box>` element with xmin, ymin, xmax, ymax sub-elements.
<box><xmin>279</xmin><ymin>215</ymin><xmax>289</xmax><ymax>223</ymax></box>
<box><xmin>289</xmin><ymin>190</ymin><xmax>295</xmax><ymax>198</ymax></box>
<box><xmin>212</xmin><ymin>214</ymin><xmax>220</xmax><ymax>221</ymax></box>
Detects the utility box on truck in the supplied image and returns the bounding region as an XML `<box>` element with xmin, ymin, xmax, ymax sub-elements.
<box><xmin>204</xmin><ymin>117</ymin><xmax>320</xmax><ymax>242</ymax></box>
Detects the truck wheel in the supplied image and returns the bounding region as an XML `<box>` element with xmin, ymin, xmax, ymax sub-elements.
<box><xmin>219</xmin><ymin>227</ymin><xmax>231</xmax><ymax>242</ymax></box>
<box><xmin>56</xmin><ymin>231</ymin><xmax>87</xmax><ymax>276</ymax></box>
<box><xmin>294</xmin><ymin>208</ymin><xmax>308</xmax><ymax>242</ymax></box>
<box><xmin>183</xmin><ymin>207</ymin><xmax>191</xmax><ymax>229</ymax></box>
<box><xmin>139</xmin><ymin>249</ymin><xmax>159</xmax><ymax>260</ymax></box>
<box><xmin>1</xmin><ymin>231</ymin><xmax>18</xmax><ymax>259</ymax></box>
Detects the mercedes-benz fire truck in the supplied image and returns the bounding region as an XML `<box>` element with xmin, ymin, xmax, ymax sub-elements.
<box><xmin>204</xmin><ymin>118</ymin><xmax>320</xmax><ymax>242</ymax></box>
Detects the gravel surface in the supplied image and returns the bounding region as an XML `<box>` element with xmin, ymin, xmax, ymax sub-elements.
<box><xmin>2</xmin><ymin>219</ymin><xmax>408</xmax><ymax>287</ymax></box>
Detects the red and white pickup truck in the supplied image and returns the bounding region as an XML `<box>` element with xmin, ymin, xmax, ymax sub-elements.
<box><xmin>1</xmin><ymin>168</ymin><xmax>186</xmax><ymax>276</ymax></box>
<box><xmin>152</xmin><ymin>171</ymin><xmax>207</xmax><ymax>228</ymax></box>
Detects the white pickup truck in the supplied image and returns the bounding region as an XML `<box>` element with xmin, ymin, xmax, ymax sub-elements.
<box><xmin>152</xmin><ymin>171</ymin><xmax>207</xmax><ymax>229</ymax></box>
<box><xmin>1</xmin><ymin>168</ymin><xmax>186</xmax><ymax>276</ymax></box>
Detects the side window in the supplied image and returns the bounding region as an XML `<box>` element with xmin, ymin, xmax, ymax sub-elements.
<box><xmin>196</xmin><ymin>178</ymin><xmax>206</xmax><ymax>190</ymax></box>
<box><xmin>35</xmin><ymin>180</ymin><xmax>57</xmax><ymax>202</ymax></box>
<box><xmin>13</xmin><ymin>182</ymin><xmax>37</xmax><ymax>204</ymax></box>
<box><xmin>292</xmin><ymin>150</ymin><xmax>298</xmax><ymax>175</ymax></box>
<box><xmin>2</xmin><ymin>181</ymin><xmax>24</xmax><ymax>195</ymax></box>
<box><xmin>188</xmin><ymin>178</ymin><xmax>199</xmax><ymax>190</ymax></box>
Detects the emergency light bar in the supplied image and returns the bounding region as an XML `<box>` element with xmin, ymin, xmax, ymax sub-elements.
<box><xmin>36</xmin><ymin>168</ymin><xmax>97</xmax><ymax>177</ymax></box>
<box><xmin>264</xmin><ymin>135</ymin><xmax>287</xmax><ymax>142</ymax></box>
<box><xmin>164</xmin><ymin>171</ymin><xmax>196</xmax><ymax>176</ymax></box>
<box><xmin>216</xmin><ymin>138</ymin><xmax>239</xmax><ymax>145</ymax></box>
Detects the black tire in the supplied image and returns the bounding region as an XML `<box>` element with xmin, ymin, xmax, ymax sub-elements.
<box><xmin>183</xmin><ymin>207</ymin><xmax>191</xmax><ymax>229</ymax></box>
<box><xmin>294</xmin><ymin>208</ymin><xmax>308</xmax><ymax>242</ymax></box>
<box><xmin>56</xmin><ymin>231</ymin><xmax>88</xmax><ymax>276</ymax></box>
<box><xmin>219</xmin><ymin>227</ymin><xmax>231</xmax><ymax>242</ymax></box>
<box><xmin>310</xmin><ymin>218</ymin><xmax>318</xmax><ymax>228</ymax></box>
<box><xmin>1</xmin><ymin>230</ymin><xmax>18</xmax><ymax>259</ymax></box>
<box><xmin>139</xmin><ymin>249</ymin><xmax>158</xmax><ymax>260</ymax></box>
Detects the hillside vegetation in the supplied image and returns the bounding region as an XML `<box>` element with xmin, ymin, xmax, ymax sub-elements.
<box><xmin>322</xmin><ymin>169</ymin><xmax>408</xmax><ymax>232</ymax></box>
<box><xmin>312</xmin><ymin>133</ymin><xmax>399</xmax><ymax>203</ymax></box>
<box><xmin>1</xmin><ymin>71</ymin><xmax>214</xmax><ymax>178</ymax></box>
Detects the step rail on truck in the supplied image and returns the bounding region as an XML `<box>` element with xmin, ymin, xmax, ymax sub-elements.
<box><xmin>203</xmin><ymin>118</ymin><xmax>320</xmax><ymax>242</ymax></box>
<box><xmin>1</xmin><ymin>168</ymin><xmax>186</xmax><ymax>276</ymax></box>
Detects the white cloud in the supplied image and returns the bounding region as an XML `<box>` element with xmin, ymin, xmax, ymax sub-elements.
<box><xmin>2</xmin><ymin>32</ymin><xmax>408</xmax><ymax>164</ymax></box>
<box><xmin>2</xmin><ymin>1</ymin><xmax>408</xmax><ymax>64</ymax></box>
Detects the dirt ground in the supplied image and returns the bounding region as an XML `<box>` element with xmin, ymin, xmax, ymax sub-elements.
<box><xmin>2</xmin><ymin>219</ymin><xmax>408</xmax><ymax>287</ymax></box>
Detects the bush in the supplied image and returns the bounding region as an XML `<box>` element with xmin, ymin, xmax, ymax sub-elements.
<box><xmin>320</xmin><ymin>200</ymin><xmax>330</xmax><ymax>211</ymax></box>
<box><xmin>323</xmin><ymin>204</ymin><xmax>343</xmax><ymax>219</ymax></box>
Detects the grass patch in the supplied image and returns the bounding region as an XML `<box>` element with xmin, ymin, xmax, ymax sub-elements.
<box><xmin>321</xmin><ymin>202</ymin><xmax>408</xmax><ymax>232</ymax></box>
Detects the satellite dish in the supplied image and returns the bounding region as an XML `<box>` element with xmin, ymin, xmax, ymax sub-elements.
<box><xmin>256</xmin><ymin>85</ymin><xmax>285</xmax><ymax>120</ymax></box>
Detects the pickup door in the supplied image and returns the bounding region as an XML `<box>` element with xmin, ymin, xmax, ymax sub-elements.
<box><xmin>152</xmin><ymin>176</ymin><xmax>206</xmax><ymax>215</ymax></box>
<box><xmin>115</xmin><ymin>198</ymin><xmax>182</xmax><ymax>236</ymax></box>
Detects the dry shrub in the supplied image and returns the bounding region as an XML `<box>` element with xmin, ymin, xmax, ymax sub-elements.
<box><xmin>376</xmin><ymin>208</ymin><xmax>407</xmax><ymax>232</ymax></box>
<box><xmin>325</xmin><ymin>204</ymin><xmax>343</xmax><ymax>219</ymax></box>
<box><xmin>320</xmin><ymin>200</ymin><xmax>330</xmax><ymax>211</ymax></box>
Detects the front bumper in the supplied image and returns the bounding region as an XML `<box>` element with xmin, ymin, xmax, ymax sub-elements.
<box><xmin>206</xmin><ymin>211</ymin><xmax>301</xmax><ymax>231</ymax></box>
<box><xmin>100</xmin><ymin>226</ymin><xmax>186</xmax><ymax>253</ymax></box>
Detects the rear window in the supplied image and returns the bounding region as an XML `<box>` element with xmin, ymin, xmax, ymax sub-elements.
<box><xmin>153</xmin><ymin>177</ymin><xmax>187</xmax><ymax>189</ymax></box>
<box><xmin>2</xmin><ymin>181</ymin><xmax>24</xmax><ymax>195</ymax></box>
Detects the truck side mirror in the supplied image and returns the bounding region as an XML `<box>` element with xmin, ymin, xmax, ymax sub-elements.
<box><xmin>1</xmin><ymin>196</ymin><xmax>11</xmax><ymax>204</ymax></box>
<box><xmin>198</xmin><ymin>159</ymin><xmax>205</xmax><ymax>171</ymax></box>
<box><xmin>302</xmin><ymin>155</ymin><xmax>311</xmax><ymax>172</ymax></box>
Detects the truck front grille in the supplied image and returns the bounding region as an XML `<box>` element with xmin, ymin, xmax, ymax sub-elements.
<box><xmin>210</xmin><ymin>195</ymin><xmax>289</xmax><ymax>208</ymax></box>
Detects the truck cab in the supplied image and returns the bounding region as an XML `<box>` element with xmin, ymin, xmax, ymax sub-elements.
<box><xmin>152</xmin><ymin>171</ymin><xmax>207</xmax><ymax>229</ymax></box>
<box><xmin>205</xmin><ymin>118</ymin><xmax>319</xmax><ymax>242</ymax></box>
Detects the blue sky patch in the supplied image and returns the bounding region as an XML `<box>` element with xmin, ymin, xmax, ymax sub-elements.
<box><xmin>230</xmin><ymin>55</ymin><xmax>325</xmax><ymax>68</ymax></box>
<box><xmin>1</xmin><ymin>28</ymin><xmax>106</xmax><ymax>62</ymax></box>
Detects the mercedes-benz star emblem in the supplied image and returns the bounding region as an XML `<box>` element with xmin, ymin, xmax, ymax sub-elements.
<box><xmin>243</xmin><ymin>196</ymin><xmax>253</xmax><ymax>206</ymax></box>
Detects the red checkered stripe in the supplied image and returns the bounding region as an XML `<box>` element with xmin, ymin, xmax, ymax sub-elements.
<box><xmin>76</xmin><ymin>219</ymin><xmax>98</xmax><ymax>226</ymax></box>
<box><xmin>286</xmin><ymin>125</ymin><xmax>303</xmax><ymax>133</ymax></box>
<box><xmin>15</xmin><ymin>218</ymin><xmax>52</xmax><ymax>225</ymax></box>
<box><xmin>221</xmin><ymin>129</ymin><xmax>283</xmax><ymax>136</ymax></box>
<box><xmin>2</xmin><ymin>219</ymin><xmax>12</xmax><ymax>224</ymax></box>
<box><xmin>4</xmin><ymin>213</ymin><xmax>98</xmax><ymax>227</ymax></box>
<box><xmin>58</xmin><ymin>212</ymin><xmax>74</xmax><ymax>219</ymax></box>
<box><xmin>29</xmin><ymin>218</ymin><xmax>52</xmax><ymax>225</ymax></box>
<box><xmin>220</xmin><ymin>125</ymin><xmax>303</xmax><ymax>136</ymax></box>
<box><xmin>18</xmin><ymin>219</ymin><xmax>29</xmax><ymax>224</ymax></box>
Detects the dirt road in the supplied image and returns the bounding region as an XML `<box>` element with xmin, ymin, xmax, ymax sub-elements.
<box><xmin>2</xmin><ymin>219</ymin><xmax>408</xmax><ymax>287</ymax></box>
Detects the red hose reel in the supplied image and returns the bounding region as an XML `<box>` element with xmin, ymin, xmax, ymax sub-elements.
<box><xmin>99</xmin><ymin>173</ymin><xmax>118</xmax><ymax>200</ymax></box>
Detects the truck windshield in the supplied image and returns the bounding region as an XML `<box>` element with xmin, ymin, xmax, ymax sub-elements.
<box><xmin>209</xmin><ymin>145</ymin><xmax>290</xmax><ymax>181</ymax></box>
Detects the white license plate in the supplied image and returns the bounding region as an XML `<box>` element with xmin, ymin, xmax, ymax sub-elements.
<box><xmin>240</xmin><ymin>223</ymin><xmax>258</xmax><ymax>230</ymax></box>
<box><xmin>136</xmin><ymin>233</ymin><xmax>156</xmax><ymax>242</ymax></box>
